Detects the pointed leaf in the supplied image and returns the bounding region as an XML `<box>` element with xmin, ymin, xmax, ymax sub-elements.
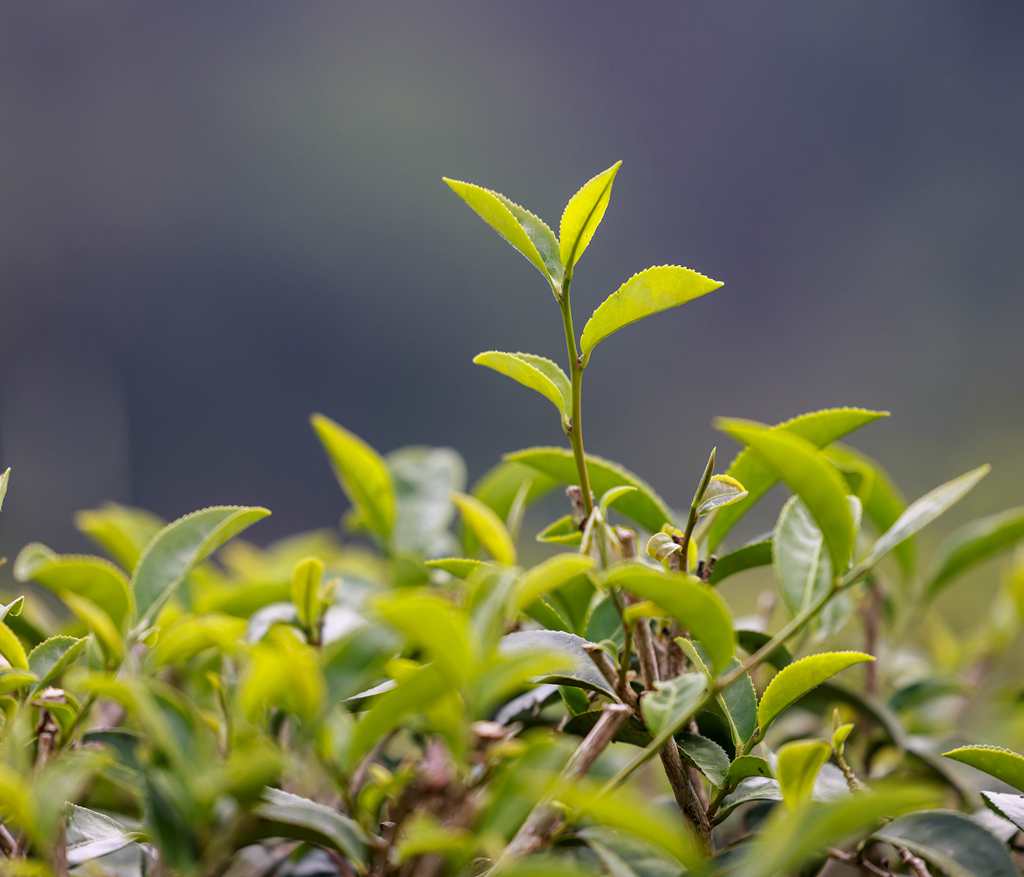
<box><xmin>926</xmin><ymin>506</ymin><xmax>1024</xmax><ymax>599</ymax></box>
<box><xmin>873</xmin><ymin>810</ymin><xmax>1018</xmax><ymax>877</ymax></box>
<box><xmin>311</xmin><ymin>414</ymin><xmax>395</xmax><ymax>542</ymax></box>
<box><xmin>641</xmin><ymin>673</ymin><xmax>708</xmax><ymax>738</ymax></box>
<box><xmin>943</xmin><ymin>745</ymin><xmax>1024</xmax><ymax>792</ymax></box>
<box><xmin>451</xmin><ymin>492</ymin><xmax>516</xmax><ymax>564</ymax></box>
<box><xmin>0</xmin><ymin>622</ymin><xmax>28</xmax><ymax>670</ymax></box>
<box><xmin>717</xmin><ymin>419</ymin><xmax>855</xmax><ymax>574</ymax></box>
<box><xmin>473</xmin><ymin>351</ymin><xmax>570</xmax><ymax>417</ymax></box>
<box><xmin>425</xmin><ymin>557</ymin><xmax>487</xmax><ymax>578</ymax></box>
<box><xmin>443</xmin><ymin>177</ymin><xmax>561</xmax><ymax>283</ymax></box>
<box><xmin>15</xmin><ymin>550</ymin><xmax>132</xmax><ymax>630</ymax></box>
<box><xmin>132</xmin><ymin>505</ymin><xmax>271</xmax><ymax>627</ymax></box>
<box><xmin>677</xmin><ymin>732</ymin><xmax>730</xmax><ymax>788</ymax></box>
<box><xmin>506</xmin><ymin>446</ymin><xmax>671</xmax><ymax>533</ymax></box>
<box><xmin>981</xmin><ymin>792</ymin><xmax>1024</xmax><ymax>832</ymax></box>
<box><xmin>559</xmin><ymin>161</ymin><xmax>621</xmax><ymax>269</ymax></box>
<box><xmin>707</xmin><ymin>408</ymin><xmax>888</xmax><ymax>553</ymax></box>
<box><xmin>776</xmin><ymin>740</ymin><xmax>831</xmax><ymax>809</ymax></box>
<box><xmin>757</xmin><ymin>651</ymin><xmax>875</xmax><ymax>731</ymax></box>
<box><xmin>28</xmin><ymin>636</ymin><xmax>87</xmax><ymax>689</ymax></box>
<box><xmin>255</xmin><ymin>788</ymin><xmax>368</xmax><ymax>868</ymax></box>
<box><xmin>74</xmin><ymin>503</ymin><xmax>164</xmax><ymax>571</ymax></box>
<box><xmin>696</xmin><ymin>474</ymin><xmax>747</xmax><ymax>517</ymax></box>
<box><xmin>536</xmin><ymin>514</ymin><xmax>582</xmax><ymax>545</ymax></box>
<box><xmin>604</xmin><ymin>564</ymin><xmax>734</xmax><ymax>673</ymax></box>
<box><xmin>512</xmin><ymin>554</ymin><xmax>595</xmax><ymax>616</ymax></box>
<box><xmin>860</xmin><ymin>465</ymin><xmax>990</xmax><ymax>577</ymax></box>
<box><xmin>63</xmin><ymin>594</ymin><xmax>125</xmax><ymax>665</ymax></box>
<box><xmin>580</xmin><ymin>265</ymin><xmax>722</xmax><ymax>365</ymax></box>
<box><xmin>290</xmin><ymin>557</ymin><xmax>324</xmax><ymax>630</ymax></box>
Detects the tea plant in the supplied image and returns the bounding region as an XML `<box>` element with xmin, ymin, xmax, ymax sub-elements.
<box><xmin>1</xmin><ymin>165</ymin><xmax>1023</xmax><ymax>876</ymax></box>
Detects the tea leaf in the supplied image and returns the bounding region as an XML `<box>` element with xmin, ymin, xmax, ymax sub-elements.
<box><xmin>506</xmin><ymin>447</ymin><xmax>671</xmax><ymax>532</ymax></box>
<box><xmin>66</xmin><ymin>805</ymin><xmax>136</xmax><ymax>866</ymax></box>
<box><xmin>291</xmin><ymin>556</ymin><xmax>324</xmax><ymax>630</ymax></box>
<box><xmin>312</xmin><ymin>414</ymin><xmax>395</xmax><ymax>543</ymax></box>
<box><xmin>27</xmin><ymin>635</ymin><xmax>87</xmax><ymax>689</ymax></box>
<box><xmin>980</xmin><ymin>791</ymin><xmax>1024</xmax><ymax>832</ymax></box>
<box><xmin>579</xmin><ymin>265</ymin><xmax>722</xmax><ymax>365</ymax></box>
<box><xmin>725</xmin><ymin>755</ymin><xmax>774</xmax><ymax>785</ymax></box>
<box><xmin>707</xmin><ymin>407</ymin><xmax>888</xmax><ymax>553</ymax></box>
<box><xmin>559</xmin><ymin>161</ymin><xmax>621</xmax><ymax>270</ymax></box>
<box><xmin>500</xmin><ymin>629</ymin><xmax>617</xmax><ymax>699</ymax></box>
<box><xmin>536</xmin><ymin>514</ymin><xmax>582</xmax><ymax>545</ymax></box>
<box><xmin>717</xmin><ymin>419</ymin><xmax>856</xmax><ymax>575</ymax></box>
<box><xmin>859</xmin><ymin>465</ymin><xmax>990</xmax><ymax>577</ymax></box>
<box><xmin>133</xmin><ymin>506</ymin><xmax>271</xmax><ymax>628</ymax></box>
<box><xmin>473</xmin><ymin>351</ymin><xmax>570</xmax><ymax>418</ymax></box>
<box><xmin>776</xmin><ymin>740</ymin><xmax>831</xmax><ymax>809</ymax></box>
<box><xmin>443</xmin><ymin>177</ymin><xmax>561</xmax><ymax>284</ymax></box>
<box><xmin>425</xmin><ymin>557</ymin><xmax>488</xmax><ymax>578</ymax></box>
<box><xmin>512</xmin><ymin>554</ymin><xmax>595</xmax><ymax>616</ymax></box>
<box><xmin>604</xmin><ymin>564</ymin><xmax>734</xmax><ymax>673</ymax></box>
<box><xmin>696</xmin><ymin>474</ymin><xmax>747</xmax><ymax>517</ymax></box>
<box><xmin>255</xmin><ymin>787</ymin><xmax>368</xmax><ymax>868</ymax></box>
<box><xmin>873</xmin><ymin>810</ymin><xmax>1019</xmax><ymax>877</ymax></box>
<box><xmin>15</xmin><ymin>550</ymin><xmax>132</xmax><ymax>630</ymax></box>
<box><xmin>151</xmin><ymin>614</ymin><xmax>247</xmax><ymax>667</ymax></box>
<box><xmin>943</xmin><ymin>744</ymin><xmax>1024</xmax><ymax>792</ymax></box>
<box><xmin>74</xmin><ymin>503</ymin><xmax>164</xmax><ymax>571</ymax></box>
<box><xmin>0</xmin><ymin>622</ymin><xmax>28</xmax><ymax>670</ymax></box>
<box><xmin>677</xmin><ymin>732</ymin><xmax>730</xmax><ymax>787</ymax></box>
<box><xmin>707</xmin><ymin>538</ymin><xmax>772</xmax><ymax>585</ymax></box>
<box><xmin>738</xmin><ymin>785</ymin><xmax>939</xmax><ymax>877</ymax></box>
<box><xmin>926</xmin><ymin>506</ymin><xmax>1024</xmax><ymax>599</ymax></box>
<box><xmin>757</xmin><ymin>651</ymin><xmax>875</xmax><ymax>731</ymax></box>
<box><xmin>63</xmin><ymin>594</ymin><xmax>125</xmax><ymax>665</ymax></box>
<box><xmin>452</xmin><ymin>492</ymin><xmax>516</xmax><ymax>564</ymax></box>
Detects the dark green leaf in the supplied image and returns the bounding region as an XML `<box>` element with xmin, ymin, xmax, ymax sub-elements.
<box><xmin>677</xmin><ymin>732</ymin><xmax>729</xmax><ymax>787</ymax></box>
<box><xmin>981</xmin><ymin>791</ymin><xmax>1024</xmax><ymax>832</ymax></box>
<box><xmin>500</xmin><ymin>630</ymin><xmax>617</xmax><ymax>700</ymax></box>
<box><xmin>707</xmin><ymin>539</ymin><xmax>772</xmax><ymax>585</ymax></box>
<box><xmin>255</xmin><ymin>788</ymin><xmax>368</xmax><ymax>868</ymax></box>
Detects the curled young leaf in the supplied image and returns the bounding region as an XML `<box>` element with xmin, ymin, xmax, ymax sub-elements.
<box><xmin>696</xmin><ymin>474</ymin><xmax>748</xmax><ymax>517</ymax></box>
<box><xmin>776</xmin><ymin>739</ymin><xmax>831</xmax><ymax>810</ymax></box>
<box><xmin>579</xmin><ymin>265</ymin><xmax>722</xmax><ymax>365</ymax></box>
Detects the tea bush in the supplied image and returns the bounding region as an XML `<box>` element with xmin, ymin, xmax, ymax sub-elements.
<box><xmin>1</xmin><ymin>164</ymin><xmax>1023</xmax><ymax>876</ymax></box>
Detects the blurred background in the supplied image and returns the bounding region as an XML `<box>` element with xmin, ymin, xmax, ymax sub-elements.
<box><xmin>2</xmin><ymin>2</ymin><xmax>1022</xmax><ymax>596</ymax></box>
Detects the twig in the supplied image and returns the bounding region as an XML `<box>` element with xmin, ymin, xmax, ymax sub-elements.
<box><xmin>498</xmin><ymin>704</ymin><xmax>630</xmax><ymax>864</ymax></box>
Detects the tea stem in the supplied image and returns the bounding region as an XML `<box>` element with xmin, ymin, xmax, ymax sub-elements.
<box><xmin>558</xmin><ymin>277</ymin><xmax>594</xmax><ymax>518</ymax></box>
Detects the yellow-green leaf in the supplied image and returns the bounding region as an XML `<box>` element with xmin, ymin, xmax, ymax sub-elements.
<box><xmin>424</xmin><ymin>557</ymin><xmax>488</xmax><ymax>578</ymax></box>
<box><xmin>536</xmin><ymin>514</ymin><xmax>582</xmax><ymax>545</ymax></box>
<box><xmin>579</xmin><ymin>265</ymin><xmax>722</xmax><ymax>365</ymax></box>
<box><xmin>62</xmin><ymin>594</ymin><xmax>124</xmax><ymax>665</ymax></box>
<box><xmin>757</xmin><ymin>651</ymin><xmax>874</xmax><ymax>731</ymax></box>
<box><xmin>311</xmin><ymin>414</ymin><xmax>395</xmax><ymax>543</ymax></box>
<box><xmin>15</xmin><ymin>549</ymin><xmax>132</xmax><ymax>631</ymax></box>
<box><xmin>290</xmin><ymin>556</ymin><xmax>325</xmax><ymax>630</ymax></box>
<box><xmin>0</xmin><ymin>622</ymin><xmax>28</xmax><ymax>670</ymax></box>
<box><xmin>776</xmin><ymin>740</ymin><xmax>831</xmax><ymax>809</ymax></box>
<box><xmin>452</xmin><ymin>492</ymin><xmax>516</xmax><ymax>564</ymax></box>
<box><xmin>151</xmin><ymin>614</ymin><xmax>248</xmax><ymax>667</ymax></box>
<box><xmin>717</xmin><ymin>419</ymin><xmax>856</xmax><ymax>575</ymax></box>
<box><xmin>443</xmin><ymin>177</ymin><xmax>561</xmax><ymax>284</ymax></box>
<box><xmin>506</xmin><ymin>447</ymin><xmax>671</xmax><ymax>533</ymax></box>
<box><xmin>74</xmin><ymin>503</ymin><xmax>164</xmax><ymax>572</ymax></box>
<box><xmin>473</xmin><ymin>351</ymin><xmax>570</xmax><ymax>418</ymax></box>
<box><xmin>512</xmin><ymin>554</ymin><xmax>595</xmax><ymax>616</ymax></box>
<box><xmin>926</xmin><ymin>506</ymin><xmax>1024</xmax><ymax>600</ymax></box>
<box><xmin>707</xmin><ymin>408</ymin><xmax>889</xmax><ymax>553</ymax></box>
<box><xmin>943</xmin><ymin>745</ymin><xmax>1024</xmax><ymax>792</ymax></box>
<box><xmin>132</xmin><ymin>505</ymin><xmax>271</xmax><ymax>628</ymax></box>
<box><xmin>559</xmin><ymin>161</ymin><xmax>621</xmax><ymax>270</ymax></box>
<box><xmin>603</xmin><ymin>563</ymin><xmax>734</xmax><ymax>673</ymax></box>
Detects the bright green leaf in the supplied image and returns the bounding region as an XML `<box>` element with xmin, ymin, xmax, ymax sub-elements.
<box><xmin>707</xmin><ymin>407</ymin><xmax>888</xmax><ymax>553</ymax></box>
<box><xmin>536</xmin><ymin>514</ymin><xmax>582</xmax><ymax>545</ymax></box>
<box><xmin>290</xmin><ymin>556</ymin><xmax>324</xmax><ymax>630</ymax></box>
<box><xmin>473</xmin><ymin>351</ymin><xmax>570</xmax><ymax>418</ymax></box>
<box><xmin>63</xmin><ymin>594</ymin><xmax>125</xmax><ymax>665</ymax></box>
<box><xmin>604</xmin><ymin>563</ymin><xmax>734</xmax><ymax>673</ymax></box>
<box><xmin>859</xmin><ymin>464</ymin><xmax>990</xmax><ymax>578</ymax></box>
<box><xmin>725</xmin><ymin>755</ymin><xmax>773</xmax><ymax>786</ymax></box>
<box><xmin>776</xmin><ymin>739</ymin><xmax>831</xmax><ymax>809</ymax></box>
<box><xmin>311</xmin><ymin>414</ymin><xmax>395</xmax><ymax>543</ymax></box>
<box><xmin>559</xmin><ymin>161</ymin><xmax>621</xmax><ymax>270</ymax></box>
<box><xmin>425</xmin><ymin>557</ymin><xmax>487</xmax><ymax>578</ymax></box>
<box><xmin>74</xmin><ymin>503</ymin><xmax>164</xmax><ymax>572</ymax></box>
<box><xmin>696</xmin><ymin>474</ymin><xmax>748</xmax><ymax>517</ymax></box>
<box><xmin>757</xmin><ymin>651</ymin><xmax>875</xmax><ymax>731</ymax></box>
<box><xmin>0</xmin><ymin>622</ymin><xmax>29</xmax><ymax>670</ymax></box>
<box><xmin>451</xmin><ymin>492</ymin><xmax>516</xmax><ymax>565</ymax></box>
<box><xmin>443</xmin><ymin>177</ymin><xmax>561</xmax><ymax>284</ymax></box>
<box><xmin>717</xmin><ymin>419</ymin><xmax>856</xmax><ymax>574</ymax></box>
<box><xmin>943</xmin><ymin>744</ymin><xmax>1024</xmax><ymax>792</ymax></box>
<box><xmin>579</xmin><ymin>265</ymin><xmax>722</xmax><ymax>365</ymax></box>
<box><xmin>511</xmin><ymin>554</ymin><xmax>595</xmax><ymax>616</ymax></box>
<box><xmin>15</xmin><ymin>550</ymin><xmax>132</xmax><ymax>631</ymax></box>
<box><xmin>132</xmin><ymin>506</ymin><xmax>271</xmax><ymax>628</ymax></box>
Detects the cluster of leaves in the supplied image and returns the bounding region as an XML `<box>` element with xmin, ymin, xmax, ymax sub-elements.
<box><xmin>1</xmin><ymin>166</ymin><xmax>1023</xmax><ymax>877</ymax></box>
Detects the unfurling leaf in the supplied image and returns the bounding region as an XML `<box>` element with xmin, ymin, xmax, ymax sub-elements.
<box><xmin>559</xmin><ymin>161</ymin><xmax>621</xmax><ymax>270</ymax></box>
<box><xmin>756</xmin><ymin>651</ymin><xmax>874</xmax><ymax>731</ymax></box>
<box><xmin>717</xmin><ymin>419</ymin><xmax>856</xmax><ymax>575</ymax></box>
<box><xmin>311</xmin><ymin>414</ymin><xmax>395</xmax><ymax>543</ymax></box>
<box><xmin>443</xmin><ymin>177</ymin><xmax>562</xmax><ymax>285</ymax></box>
<box><xmin>473</xmin><ymin>351</ymin><xmax>570</xmax><ymax>418</ymax></box>
<box><xmin>452</xmin><ymin>492</ymin><xmax>516</xmax><ymax>565</ymax></box>
<box><xmin>696</xmin><ymin>474</ymin><xmax>747</xmax><ymax>517</ymax></box>
<box><xmin>579</xmin><ymin>265</ymin><xmax>722</xmax><ymax>365</ymax></box>
<box><xmin>291</xmin><ymin>556</ymin><xmax>325</xmax><ymax>631</ymax></box>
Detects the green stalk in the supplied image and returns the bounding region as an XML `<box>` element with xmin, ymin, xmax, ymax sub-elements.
<box><xmin>558</xmin><ymin>277</ymin><xmax>594</xmax><ymax>518</ymax></box>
